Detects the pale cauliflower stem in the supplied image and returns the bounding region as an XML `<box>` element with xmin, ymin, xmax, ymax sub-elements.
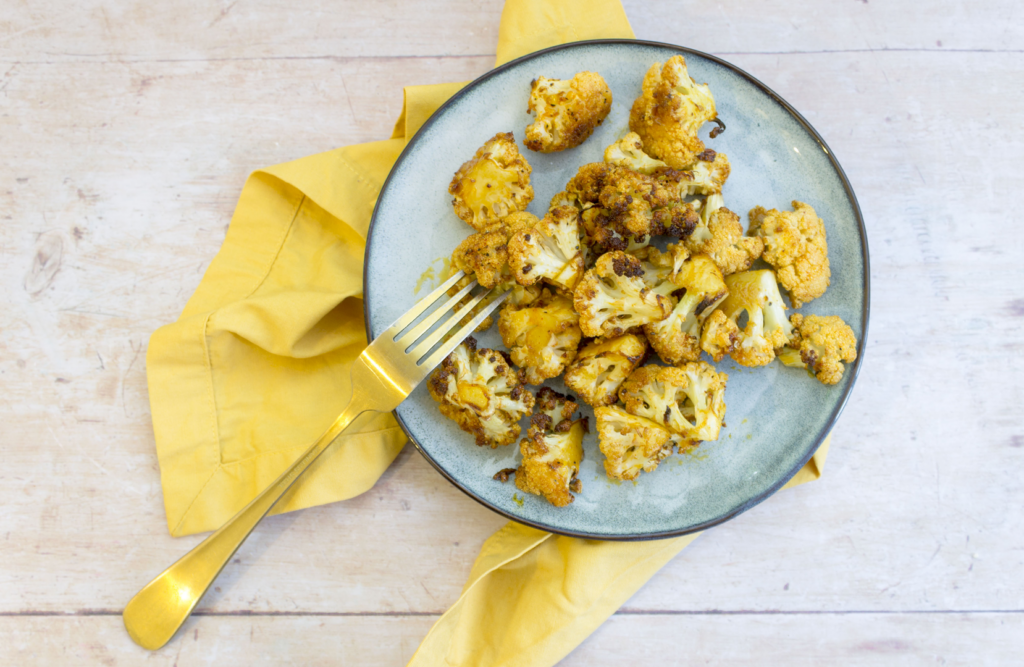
<box><xmin>563</xmin><ymin>333</ymin><xmax>648</xmax><ymax>407</ymax></box>
<box><xmin>618</xmin><ymin>362</ymin><xmax>728</xmax><ymax>445</ymax></box>
<box><xmin>573</xmin><ymin>251</ymin><xmax>673</xmax><ymax>338</ymax></box>
<box><xmin>451</xmin><ymin>212</ymin><xmax>540</xmax><ymax>289</ymax></box>
<box><xmin>498</xmin><ymin>290</ymin><xmax>582</xmax><ymax>385</ymax></box>
<box><xmin>778</xmin><ymin>313</ymin><xmax>858</xmax><ymax>385</ymax></box>
<box><xmin>595</xmin><ymin>405</ymin><xmax>677</xmax><ymax>481</ymax></box>
<box><xmin>748</xmin><ymin>200</ymin><xmax>830</xmax><ymax>308</ymax></box>
<box><xmin>643</xmin><ymin>254</ymin><xmax>729</xmax><ymax>366</ymax></box>
<box><xmin>685</xmin><ymin>193</ymin><xmax>763</xmax><ymax>276</ymax></box>
<box><xmin>525</xmin><ymin>72</ymin><xmax>613</xmax><ymax>153</ymax></box>
<box><xmin>629</xmin><ymin>55</ymin><xmax>718</xmax><ymax>169</ymax></box>
<box><xmin>427</xmin><ymin>338</ymin><xmax>535</xmax><ymax>448</ymax></box>
<box><xmin>449</xmin><ymin>132</ymin><xmax>534</xmax><ymax>231</ymax></box>
<box><xmin>507</xmin><ymin>205</ymin><xmax>585</xmax><ymax>291</ymax></box>
<box><xmin>700</xmin><ymin>269</ymin><xmax>795</xmax><ymax>367</ymax></box>
<box><xmin>559</xmin><ymin>162</ymin><xmax>700</xmax><ymax>251</ymax></box>
<box><xmin>514</xmin><ymin>387</ymin><xmax>588</xmax><ymax>507</ymax></box>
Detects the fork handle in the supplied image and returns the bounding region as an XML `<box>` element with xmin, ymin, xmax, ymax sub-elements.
<box><xmin>123</xmin><ymin>381</ymin><xmax>378</xmax><ymax>650</ymax></box>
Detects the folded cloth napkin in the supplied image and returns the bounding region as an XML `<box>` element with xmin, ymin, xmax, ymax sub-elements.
<box><xmin>145</xmin><ymin>0</ymin><xmax>831</xmax><ymax>663</ymax></box>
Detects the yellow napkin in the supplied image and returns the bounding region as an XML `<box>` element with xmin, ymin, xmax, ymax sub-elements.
<box><xmin>145</xmin><ymin>0</ymin><xmax>831</xmax><ymax>662</ymax></box>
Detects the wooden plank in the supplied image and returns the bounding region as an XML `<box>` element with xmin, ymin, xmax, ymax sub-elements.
<box><xmin>2</xmin><ymin>0</ymin><xmax>1020</xmax><ymax>62</ymax></box>
<box><xmin>1</xmin><ymin>613</ymin><xmax>1020</xmax><ymax>665</ymax></box>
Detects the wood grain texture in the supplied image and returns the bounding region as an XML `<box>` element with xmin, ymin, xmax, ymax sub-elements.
<box><xmin>1</xmin><ymin>0</ymin><xmax>1022</xmax><ymax>664</ymax></box>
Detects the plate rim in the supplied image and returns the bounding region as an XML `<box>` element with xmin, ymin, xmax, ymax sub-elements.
<box><xmin>362</xmin><ymin>38</ymin><xmax>871</xmax><ymax>541</ymax></box>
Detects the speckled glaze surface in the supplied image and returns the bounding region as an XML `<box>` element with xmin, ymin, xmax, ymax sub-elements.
<box><xmin>363</xmin><ymin>40</ymin><xmax>869</xmax><ymax>540</ymax></box>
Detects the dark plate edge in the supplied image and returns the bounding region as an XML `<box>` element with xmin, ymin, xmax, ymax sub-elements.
<box><xmin>362</xmin><ymin>38</ymin><xmax>871</xmax><ymax>541</ymax></box>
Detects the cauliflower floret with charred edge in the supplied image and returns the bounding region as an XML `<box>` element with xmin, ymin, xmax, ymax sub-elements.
<box><xmin>427</xmin><ymin>338</ymin><xmax>535</xmax><ymax>448</ymax></box>
<box><xmin>513</xmin><ymin>388</ymin><xmax>588</xmax><ymax>507</ymax></box>
<box><xmin>603</xmin><ymin>132</ymin><xmax>668</xmax><ymax>174</ymax></box>
<box><xmin>618</xmin><ymin>362</ymin><xmax>728</xmax><ymax>445</ymax></box>
<box><xmin>596</xmin><ymin>405</ymin><xmax>677</xmax><ymax>481</ymax></box>
<box><xmin>449</xmin><ymin>132</ymin><xmax>534</xmax><ymax>231</ymax></box>
<box><xmin>703</xmin><ymin>270</ymin><xmax>795</xmax><ymax>367</ymax></box>
<box><xmin>560</xmin><ymin>163</ymin><xmax>699</xmax><ymax>251</ymax></box>
<box><xmin>699</xmin><ymin>309</ymin><xmax>740</xmax><ymax>362</ymax></box>
<box><xmin>778</xmin><ymin>313</ymin><xmax>858</xmax><ymax>385</ymax></box>
<box><xmin>563</xmin><ymin>333</ymin><xmax>648</xmax><ymax>407</ymax></box>
<box><xmin>498</xmin><ymin>290</ymin><xmax>582</xmax><ymax>385</ymax></box>
<box><xmin>629</xmin><ymin>55</ymin><xmax>718</xmax><ymax>169</ymax></box>
<box><xmin>685</xmin><ymin>194</ymin><xmax>763</xmax><ymax>276</ymax></box>
<box><xmin>525</xmin><ymin>72</ymin><xmax>613</xmax><ymax>153</ymax></box>
<box><xmin>573</xmin><ymin>251</ymin><xmax>673</xmax><ymax>338</ymax></box>
<box><xmin>507</xmin><ymin>205</ymin><xmax>585</xmax><ymax>291</ymax></box>
<box><xmin>643</xmin><ymin>254</ymin><xmax>729</xmax><ymax>366</ymax></box>
<box><xmin>451</xmin><ymin>212</ymin><xmax>539</xmax><ymax>289</ymax></box>
<box><xmin>748</xmin><ymin>200</ymin><xmax>831</xmax><ymax>308</ymax></box>
<box><xmin>655</xmin><ymin>150</ymin><xmax>731</xmax><ymax>197</ymax></box>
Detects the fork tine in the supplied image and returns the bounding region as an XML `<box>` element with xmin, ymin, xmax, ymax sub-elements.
<box><xmin>383</xmin><ymin>270</ymin><xmax>467</xmax><ymax>337</ymax></box>
<box><xmin>417</xmin><ymin>289</ymin><xmax>511</xmax><ymax>368</ymax></box>
<box><xmin>394</xmin><ymin>277</ymin><xmax>479</xmax><ymax>349</ymax></box>
<box><xmin>406</xmin><ymin>287</ymin><xmax>490</xmax><ymax>360</ymax></box>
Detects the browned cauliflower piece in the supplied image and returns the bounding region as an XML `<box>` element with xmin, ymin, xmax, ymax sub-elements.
<box><xmin>498</xmin><ymin>289</ymin><xmax>582</xmax><ymax>385</ymax></box>
<box><xmin>603</xmin><ymin>132</ymin><xmax>668</xmax><ymax>174</ymax></box>
<box><xmin>643</xmin><ymin>254</ymin><xmax>729</xmax><ymax>366</ymax></box>
<box><xmin>507</xmin><ymin>205</ymin><xmax>585</xmax><ymax>291</ymax></box>
<box><xmin>748</xmin><ymin>201</ymin><xmax>830</xmax><ymax>308</ymax></box>
<box><xmin>514</xmin><ymin>387</ymin><xmax>588</xmax><ymax>507</ymax></box>
<box><xmin>703</xmin><ymin>270</ymin><xmax>795</xmax><ymax>367</ymax></box>
<box><xmin>559</xmin><ymin>162</ymin><xmax>699</xmax><ymax>253</ymax></box>
<box><xmin>595</xmin><ymin>405</ymin><xmax>677</xmax><ymax>481</ymax></box>
<box><xmin>685</xmin><ymin>194</ymin><xmax>763</xmax><ymax>276</ymax></box>
<box><xmin>778</xmin><ymin>313</ymin><xmax>858</xmax><ymax>385</ymax></box>
<box><xmin>427</xmin><ymin>338</ymin><xmax>535</xmax><ymax>447</ymax></box>
<box><xmin>655</xmin><ymin>150</ymin><xmax>731</xmax><ymax>197</ymax></box>
<box><xmin>449</xmin><ymin>132</ymin><xmax>534</xmax><ymax>231</ymax></box>
<box><xmin>629</xmin><ymin>55</ymin><xmax>718</xmax><ymax>169</ymax></box>
<box><xmin>563</xmin><ymin>333</ymin><xmax>648</xmax><ymax>407</ymax></box>
<box><xmin>618</xmin><ymin>361</ymin><xmax>727</xmax><ymax>445</ymax></box>
<box><xmin>699</xmin><ymin>308</ymin><xmax>740</xmax><ymax>362</ymax></box>
<box><xmin>573</xmin><ymin>251</ymin><xmax>673</xmax><ymax>338</ymax></box>
<box><xmin>451</xmin><ymin>213</ymin><xmax>539</xmax><ymax>289</ymax></box>
<box><xmin>525</xmin><ymin>72</ymin><xmax>613</xmax><ymax>153</ymax></box>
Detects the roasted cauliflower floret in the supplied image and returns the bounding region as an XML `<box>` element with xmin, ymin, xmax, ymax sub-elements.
<box><xmin>498</xmin><ymin>290</ymin><xmax>582</xmax><ymax>385</ymax></box>
<box><xmin>618</xmin><ymin>362</ymin><xmax>727</xmax><ymax>445</ymax></box>
<box><xmin>514</xmin><ymin>388</ymin><xmax>588</xmax><ymax>507</ymax></box>
<box><xmin>449</xmin><ymin>132</ymin><xmax>534</xmax><ymax>231</ymax></box>
<box><xmin>561</xmin><ymin>162</ymin><xmax>699</xmax><ymax>251</ymax></box>
<box><xmin>643</xmin><ymin>254</ymin><xmax>729</xmax><ymax>366</ymax></box>
<box><xmin>507</xmin><ymin>205</ymin><xmax>585</xmax><ymax>291</ymax></box>
<box><xmin>563</xmin><ymin>333</ymin><xmax>648</xmax><ymax>407</ymax></box>
<box><xmin>603</xmin><ymin>132</ymin><xmax>668</xmax><ymax>174</ymax></box>
<box><xmin>428</xmin><ymin>338</ymin><xmax>535</xmax><ymax>447</ymax></box>
<box><xmin>629</xmin><ymin>55</ymin><xmax>718</xmax><ymax>169</ymax></box>
<box><xmin>655</xmin><ymin>150</ymin><xmax>731</xmax><ymax>197</ymax></box>
<box><xmin>525</xmin><ymin>72</ymin><xmax>613</xmax><ymax>153</ymax></box>
<box><xmin>748</xmin><ymin>201</ymin><xmax>830</xmax><ymax>308</ymax></box>
<box><xmin>685</xmin><ymin>194</ymin><xmax>763</xmax><ymax>276</ymax></box>
<box><xmin>778</xmin><ymin>313</ymin><xmax>858</xmax><ymax>385</ymax></box>
<box><xmin>595</xmin><ymin>405</ymin><xmax>676</xmax><ymax>481</ymax></box>
<box><xmin>451</xmin><ymin>213</ymin><xmax>538</xmax><ymax>289</ymax></box>
<box><xmin>573</xmin><ymin>251</ymin><xmax>673</xmax><ymax>338</ymax></box>
<box><xmin>699</xmin><ymin>308</ymin><xmax>740</xmax><ymax>362</ymax></box>
<box><xmin>704</xmin><ymin>270</ymin><xmax>795</xmax><ymax>367</ymax></box>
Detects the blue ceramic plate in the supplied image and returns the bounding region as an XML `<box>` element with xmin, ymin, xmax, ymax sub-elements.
<box><xmin>363</xmin><ymin>40</ymin><xmax>868</xmax><ymax>540</ymax></box>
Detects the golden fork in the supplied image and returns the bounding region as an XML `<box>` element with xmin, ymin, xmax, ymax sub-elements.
<box><xmin>123</xmin><ymin>270</ymin><xmax>507</xmax><ymax>650</ymax></box>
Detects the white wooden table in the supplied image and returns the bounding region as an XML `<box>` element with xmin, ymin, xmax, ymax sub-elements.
<box><xmin>3</xmin><ymin>1</ymin><xmax>1022</xmax><ymax>663</ymax></box>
